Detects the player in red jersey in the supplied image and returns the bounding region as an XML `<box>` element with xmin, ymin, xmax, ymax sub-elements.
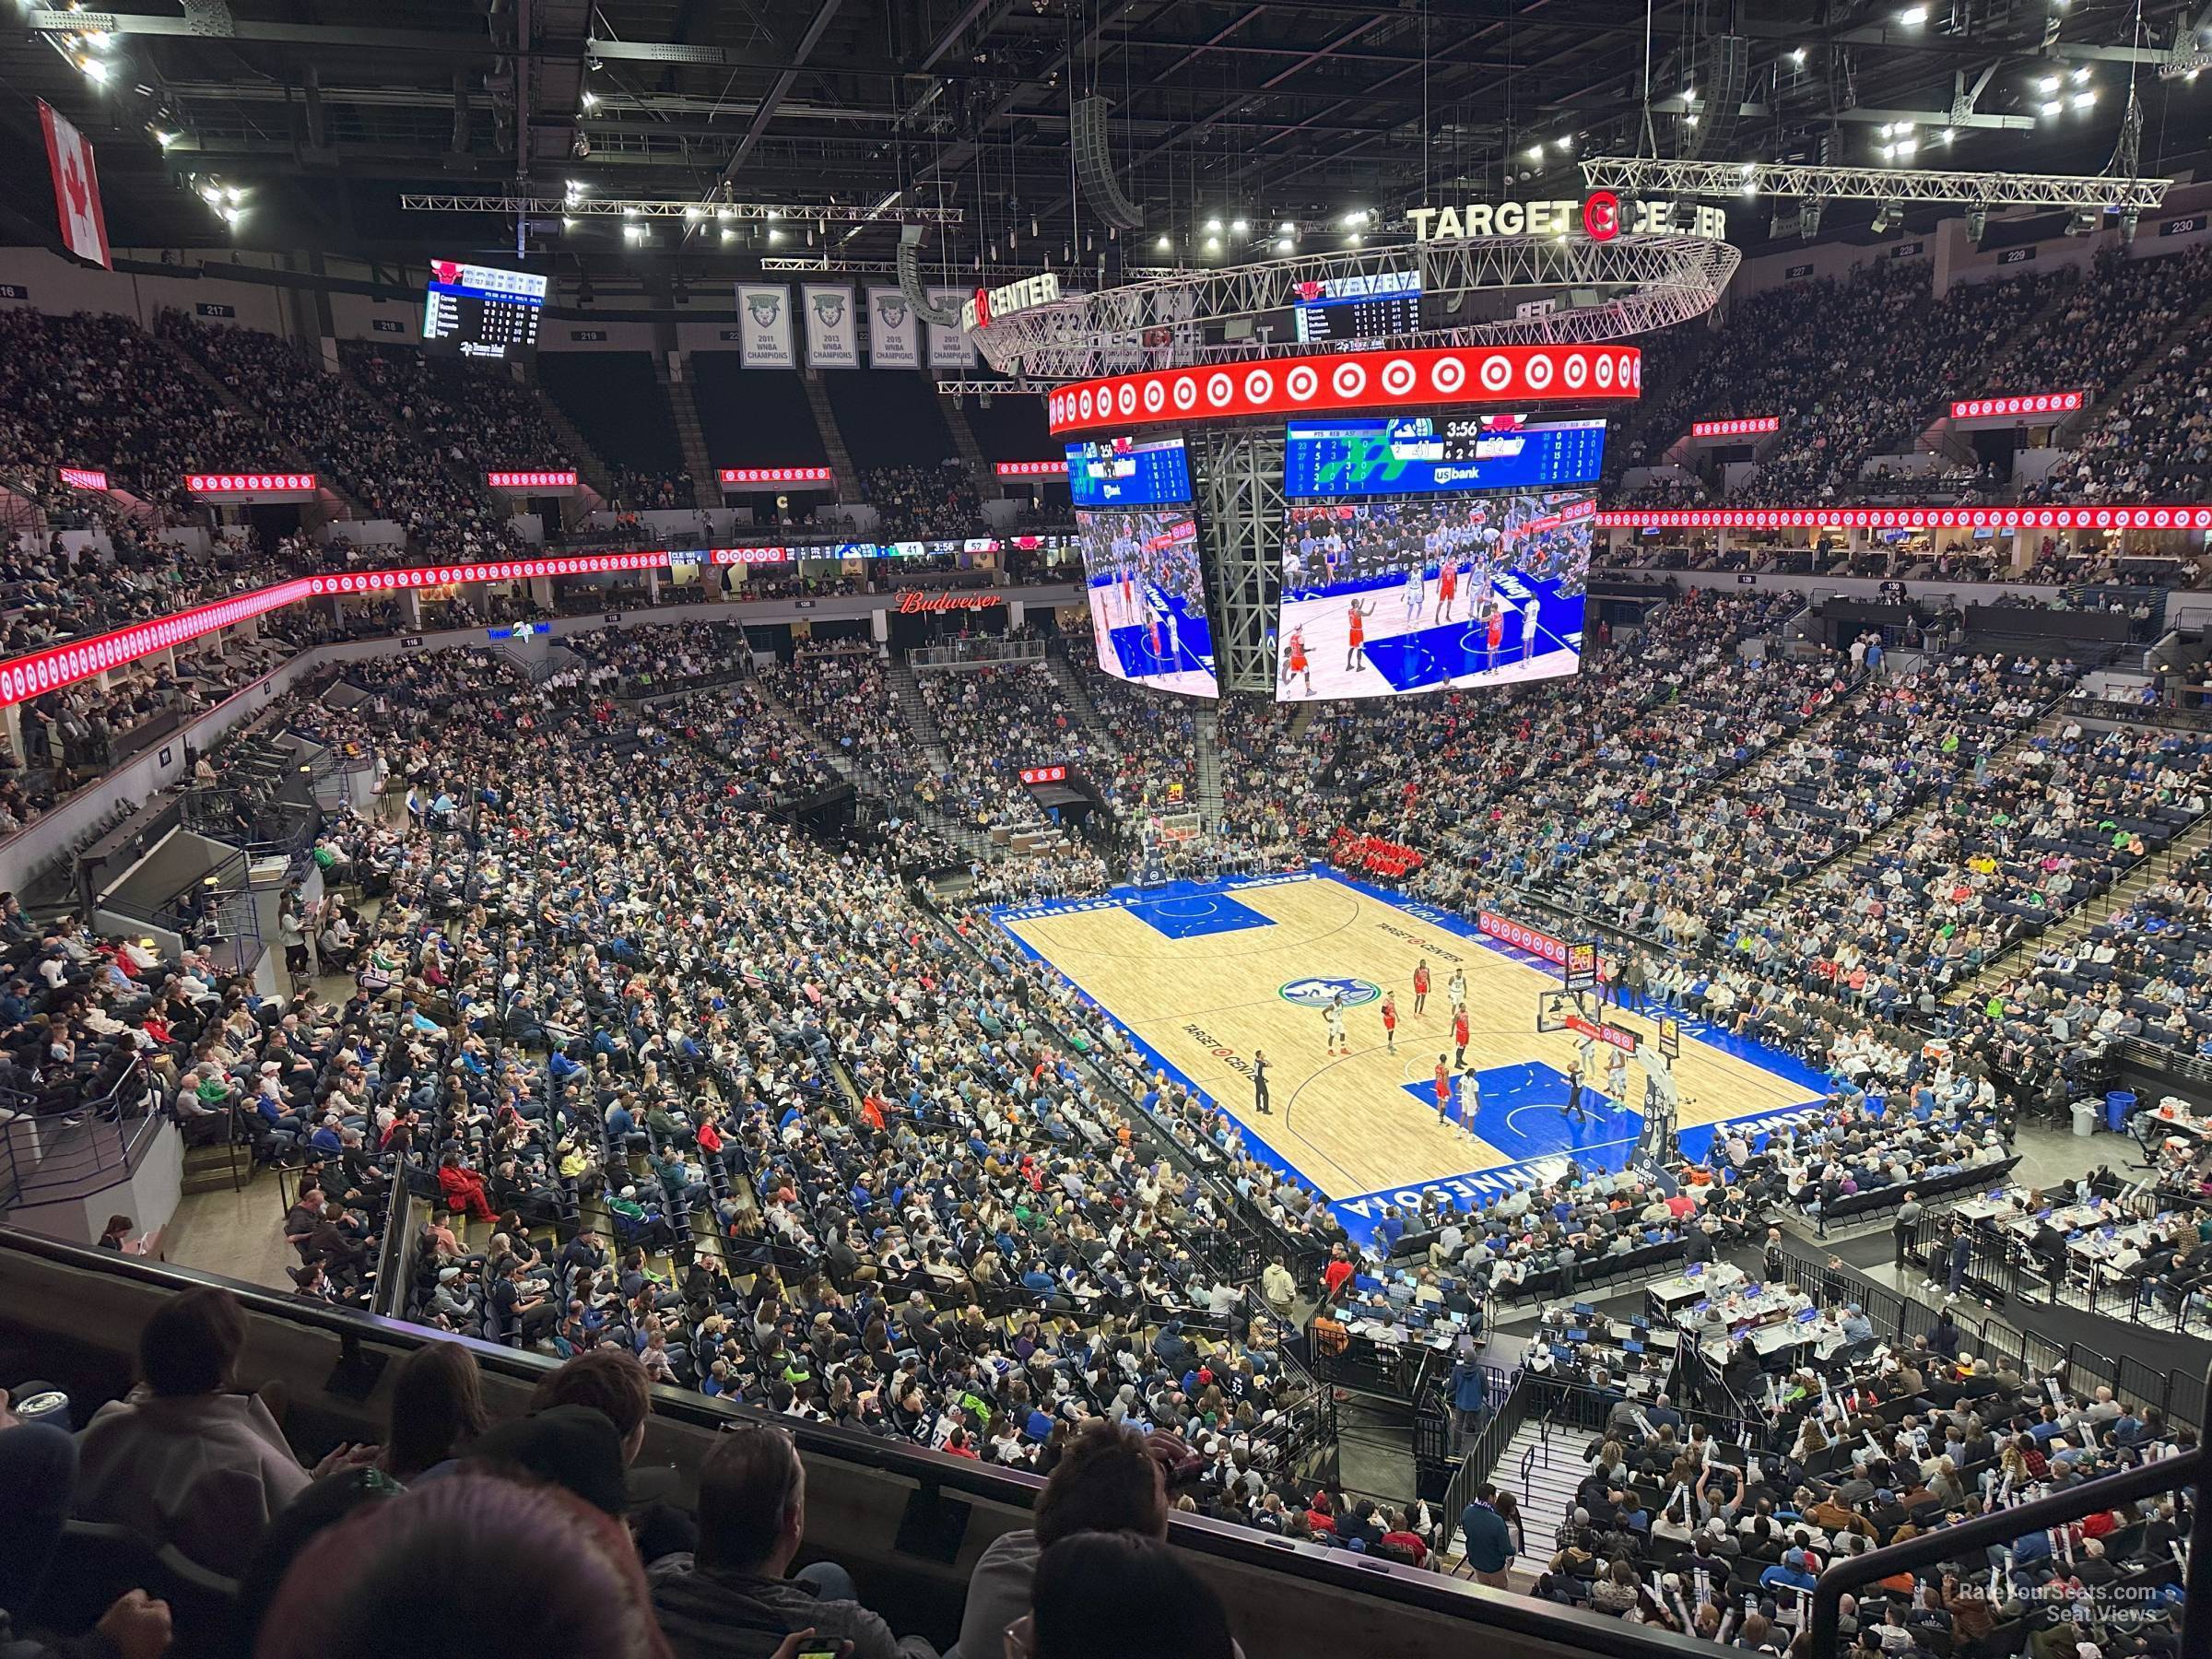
<box><xmin>1433</xmin><ymin>1055</ymin><xmax>1451</xmax><ymax>1119</ymax></box>
<box><xmin>1285</xmin><ymin>628</ymin><xmax>1312</xmax><ymax>698</ymax></box>
<box><xmin>1380</xmin><ymin>992</ymin><xmax>1398</xmax><ymax>1053</ymax></box>
<box><xmin>1344</xmin><ymin>597</ymin><xmax>1372</xmax><ymax>673</ymax></box>
<box><xmin>1147</xmin><ymin>609</ymin><xmax>1164</xmax><ymax>665</ymax></box>
<box><xmin>1432</xmin><ymin>557</ymin><xmax>1459</xmax><ymax>626</ymax></box>
<box><xmin>1412</xmin><ymin>960</ymin><xmax>1430</xmax><ymax>1015</ymax></box>
<box><xmin>1452</xmin><ymin>1003</ymin><xmax>1470</xmax><ymax>1068</ymax></box>
<box><xmin>1485</xmin><ymin>603</ymin><xmax>1505</xmax><ymax>674</ymax></box>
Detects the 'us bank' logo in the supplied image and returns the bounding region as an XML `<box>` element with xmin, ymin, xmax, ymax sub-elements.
<box><xmin>1278</xmin><ymin>976</ymin><xmax>1382</xmax><ymax>1008</ymax></box>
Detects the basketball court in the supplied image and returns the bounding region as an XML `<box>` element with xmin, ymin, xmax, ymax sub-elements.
<box><xmin>992</xmin><ymin>867</ymin><xmax>1830</xmax><ymax>1243</ymax></box>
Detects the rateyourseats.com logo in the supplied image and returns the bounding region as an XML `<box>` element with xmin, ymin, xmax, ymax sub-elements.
<box><xmin>1278</xmin><ymin>977</ymin><xmax>1382</xmax><ymax>1008</ymax></box>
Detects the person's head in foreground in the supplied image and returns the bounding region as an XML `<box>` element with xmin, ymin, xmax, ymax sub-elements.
<box><xmin>1008</xmin><ymin>1531</ymin><xmax>1234</xmax><ymax>1659</ymax></box>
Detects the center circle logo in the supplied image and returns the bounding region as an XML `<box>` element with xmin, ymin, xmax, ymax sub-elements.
<box><xmin>1277</xmin><ymin>976</ymin><xmax>1382</xmax><ymax>1008</ymax></box>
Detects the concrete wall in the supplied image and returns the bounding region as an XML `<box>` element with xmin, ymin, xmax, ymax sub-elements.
<box><xmin>6</xmin><ymin>1119</ymin><xmax>183</xmax><ymax>1249</ymax></box>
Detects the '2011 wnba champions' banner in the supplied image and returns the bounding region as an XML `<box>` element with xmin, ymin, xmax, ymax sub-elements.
<box><xmin>734</xmin><ymin>284</ymin><xmax>794</xmax><ymax>368</ymax></box>
<box><xmin>804</xmin><ymin>283</ymin><xmax>859</xmax><ymax>368</ymax></box>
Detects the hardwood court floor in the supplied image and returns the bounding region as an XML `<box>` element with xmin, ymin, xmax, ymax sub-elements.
<box><xmin>1001</xmin><ymin>873</ymin><xmax>1813</xmax><ymax>1201</ymax></box>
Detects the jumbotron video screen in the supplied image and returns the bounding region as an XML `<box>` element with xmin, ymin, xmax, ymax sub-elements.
<box><xmin>1276</xmin><ymin>414</ymin><xmax>1599</xmax><ymax>701</ymax></box>
<box><xmin>1068</xmin><ymin>433</ymin><xmax>1218</xmax><ymax>699</ymax></box>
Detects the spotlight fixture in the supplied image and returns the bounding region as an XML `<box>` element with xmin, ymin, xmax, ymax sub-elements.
<box><xmin>1154</xmin><ymin>233</ymin><xmax>1171</xmax><ymax>252</ymax></box>
<box><xmin>2119</xmin><ymin>206</ymin><xmax>2141</xmax><ymax>244</ymax></box>
<box><xmin>1966</xmin><ymin>206</ymin><xmax>1987</xmax><ymax>242</ymax></box>
<box><xmin>2039</xmin><ymin>100</ymin><xmax>2064</xmax><ymax>117</ymax></box>
<box><xmin>1277</xmin><ymin>220</ymin><xmax>1295</xmax><ymax>236</ymax></box>
<box><xmin>2065</xmin><ymin>206</ymin><xmax>2100</xmax><ymax>235</ymax></box>
<box><xmin>2072</xmin><ymin>89</ymin><xmax>2096</xmax><ymax>109</ymax></box>
<box><xmin>1525</xmin><ymin>145</ymin><xmax>1545</xmax><ymax>163</ymax></box>
<box><xmin>1275</xmin><ymin>236</ymin><xmax>1293</xmax><ymax>253</ymax></box>
<box><xmin>1230</xmin><ymin>218</ymin><xmax>1248</xmax><ymax>234</ymax></box>
<box><xmin>2036</xmin><ymin>76</ymin><xmax>2060</xmax><ymax>94</ymax></box>
<box><xmin>1203</xmin><ymin>217</ymin><xmax>1223</xmax><ymax>233</ymax></box>
<box><xmin>1898</xmin><ymin>5</ymin><xmax>1927</xmax><ymax>23</ymax></box>
<box><xmin>1871</xmin><ymin>200</ymin><xmax>1902</xmax><ymax>235</ymax></box>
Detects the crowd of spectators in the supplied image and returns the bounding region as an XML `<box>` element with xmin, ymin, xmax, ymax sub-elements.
<box><xmin>2026</xmin><ymin>302</ymin><xmax>2212</xmax><ymax>506</ymax></box>
<box><xmin>862</xmin><ymin>465</ymin><xmax>982</xmax><ymax>538</ymax></box>
<box><xmin>914</xmin><ymin>665</ymin><xmax>1100</xmax><ymax>833</ymax></box>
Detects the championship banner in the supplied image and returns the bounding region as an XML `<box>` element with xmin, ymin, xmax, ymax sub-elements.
<box><xmin>38</xmin><ymin>100</ymin><xmax>111</xmax><ymax>271</ymax></box>
<box><xmin>927</xmin><ymin>288</ymin><xmax>974</xmax><ymax>368</ymax></box>
<box><xmin>803</xmin><ymin>283</ymin><xmax>859</xmax><ymax>368</ymax></box>
<box><xmin>734</xmin><ymin>284</ymin><xmax>794</xmax><ymax>369</ymax></box>
<box><xmin>866</xmin><ymin>288</ymin><xmax>920</xmax><ymax>368</ymax></box>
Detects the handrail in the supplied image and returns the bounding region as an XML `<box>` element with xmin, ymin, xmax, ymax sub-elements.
<box><xmin>1806</xmin><ymin>1414</ymin><xmax>2211</xmax><ymax>1659</ymax></box>
<box><xmin>0</xmin><ymin>1225</ymin><xmax>1724</xmax><ymax>1659</ymax></box>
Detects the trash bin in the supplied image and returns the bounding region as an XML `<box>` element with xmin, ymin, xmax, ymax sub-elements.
<box><xmin>2106</xmin><ymin>1090</ymin><xmax>2137</xmax><ymax>1133</ymax></box>
<box><xmin>2072</xmin><ymin>1100</ymin><xmax>2100</xmax><ymax>1138</ymax></box>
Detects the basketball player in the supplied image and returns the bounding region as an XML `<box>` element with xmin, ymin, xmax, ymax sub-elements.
<box><xmin>1521</xmin><ymin>594</ymin><xmax>1542</xmax><ymax>661</ymax></box>
<box><xmin>1446</xmin><ymin>966</ymin><xmax>1466</xmax><ymax>1008</ymax></box>
<box><xmin>1164</xmin><ymin>601</ymin><xmax>1182</xmax><ymax>670</ymax></box>
<box><xmin>1381</xmin><ymin>992</ymin><xmax>1399</xmax><ymax>1053</ymax></box>
<box><xmin>1432</xmin><ymin>553</ymin><xmax>1459</xmax><ymax>627</ymax></box>
<box><xmin>1433</xmin><ymin>1055</ymin><xmax>1452</xmax><ymax>1121</ymax></box>
<box><xmin>1285</xmin><ymin>627</ymin><xmax>1312</xmax><ymax>699</ymax></box>
<box><xmin>1564</xmin><ymin>1063</ymin><xmax>1588</xmax><ymax>1125</ymax></box>
<box><xmin>1252</xmin><ymin>1047</ymin><xmax>1272</xmax><ymax>1115</ymax></box>
<box><xmin>1146</xmin><ymin>607</ymin><xmax>1164</xmax><ymax>669</ymax></box>
<box><xmin>1451</xmin><ymin>1002</ymin><xmax>1470</xmax><ymax>1069</ymax></box>
<box><xmin>1412</xmin><ymin>960</ymin><xmax>1430</xmax><ymax>1016</ymax></box>
<box><xmin>1401</xmin><ymin>561</ymin><xmax>1425</xmax><ymax>627</ymax></box>
<box><xmin>1119</xmin><ymin>558</ymin><xmax>1137</xmax><ymax>629</ymax></box>
<box><xmin>1484</xmin><ymin>603</ymin><xmax>1505</xmax><ymax>675</ymax></box>
<box><xmin>1606</xmin><ymin>1047</ymin><xmax>1629</xmax><ymax>1115</ymax></box>
<box><xmin>1344</xmin><ymin>597</ymin><xmax>1373</xmax><ymax>673</ymax></box>
<box><xmin>1456</xmin><ymin>1064</ymin><xmax>1481</xmax><ymax>1138</ymax></box>
<box><xmin>1324</xmin><ymin>994</ymin><xmax>1347</xmax><ymax>1057</ymax></box>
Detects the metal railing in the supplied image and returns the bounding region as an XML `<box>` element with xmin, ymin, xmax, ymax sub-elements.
<box><xmin>0</xmin><ymin>1059</ymin><xmax>156</xmax><ymax>1212</ymax></box>
<box><xmin>1807</xmin><ymin>1403</ymin><xmax>2211</xmax><ymax>1659</ymax></box>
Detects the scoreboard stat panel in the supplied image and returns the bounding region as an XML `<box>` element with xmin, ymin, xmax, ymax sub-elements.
<box><xmin>423</xmin><ymin>259</ymin><xmax>549</xmax><ymax>361</ymax></box>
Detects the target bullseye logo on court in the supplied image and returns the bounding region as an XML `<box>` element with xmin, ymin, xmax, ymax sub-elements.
<box><xmin>1278</xmin><ymin>976</ymin><xmax>1382</xmax><ymax>1008</ymax></box>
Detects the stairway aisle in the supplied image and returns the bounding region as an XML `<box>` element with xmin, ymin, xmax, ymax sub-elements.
<box><xmin>1465</xmin><ymin>1415</ymin><xmax>1581</xmax><ymax>1571</ymax></box>
<box><xmin>532</xmin><ymin>385</ymin><xmax>619</xmax><ymax>503</ymax></box>
<box><xmin>663</xmin><ymin>376</ymin><xmax>720</xmax><ymax>510</ymax></box>
<box><xmin>800</xmin><ymin>372</ymin><xmax>859</xmax><ymax>494</ymax></box>
<box><xmin>1194</xmin><ymin>702</ymin><xmax>1226</xmax><ymax>824</ymax></box>
<box><xmin>1043</xmin><ymin>654</ymin><xmax>1120</xmax><ymax>761</ymax></box>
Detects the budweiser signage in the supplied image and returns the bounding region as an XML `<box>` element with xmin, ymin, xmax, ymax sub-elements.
<box><xmin>994</xmin><ymin>461</ymin><xmax>1066</xmax><ymax>477</ymax></box>
<box><xmin>895</xmin><ymin>590</ymin><xmax>1004</xmax><ymax>613</ymax></box>
<box><xmin>486</xmin><ymin>469</ymin><xmax>578</xmax><ymax>489</ymax></box>
<box><xmin>1019</xmin><ymin>764</ymin><xmax>1068</xmax><ymax>784</ymax></box>
<box><xmin>1048</xmin><ymin>343</ymin><xmax>1641</xmax><ymax>436</ymax></box>
<box><xmin>1477</xmin><ymin>909</ymin><xmax>1567</xmax><ymax>966</ymax></box>
<box><xmin>1690</xmin><ymin>417</ymin><xmax>1779</xmax><ymax>438</ymax></box>
<box><xmin>1596</xmin><ymin>505</ymin><xmax>2212</xmax><ymax>532</ymax></box>
<box><xmin>57</xmin><ymin>466</ymin><xmax>109</xmax><ymax>490</ymax></box>
<box><xmin>185</xmin><ymin>472</ymin><xmax>317</xmax><ymax>494</ymax></box>
<box><xmin>720</xmin><ymin>466</ymin><xmax>833</xmax><ymax>487</ymax></box>
<box><xmin>1949</xmin><ymin>392</ymin><xmax>2084</xmax><ymax>420</ymax></box>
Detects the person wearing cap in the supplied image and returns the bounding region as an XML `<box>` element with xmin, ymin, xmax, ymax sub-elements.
<box><xmin>1760</xmin><ymin>1546</ymin><xmax>1818</xmax><ymax>1594</ymax></box>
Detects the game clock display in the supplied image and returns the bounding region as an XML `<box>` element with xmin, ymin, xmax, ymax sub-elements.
<box><xmin>422</xmin><ymin>258</ymin><xmax>549</xmax><ymax>361</ymax></box>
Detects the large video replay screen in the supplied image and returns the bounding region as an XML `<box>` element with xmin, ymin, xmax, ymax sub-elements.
<box><xmin>1275</xmin><ymin>415</ymin><xmax>1600</xmax><ymax>701</ymax></box>
<box><xmin>1068</xmin><ymin>433</ymin><xmax>1218</xmax><ymax>699</ymax></box>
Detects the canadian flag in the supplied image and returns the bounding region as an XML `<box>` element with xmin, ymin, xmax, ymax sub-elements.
<box><xmin>39</xmin><ymin>100</ymin><xmax>112</xmax><ymax>271</ymax></box>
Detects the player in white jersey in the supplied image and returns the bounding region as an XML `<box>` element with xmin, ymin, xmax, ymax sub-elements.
<box><xmin>1521</xmin><ymin>594</ymin><xmax>1542</xmax><ymax>660</ymax></box>
<box><xmin>1163</xmin><ymin>605</ymin><xmax>1181</xmax><ymax>669</ymax></box>
<box><xmin>1400</xmin><ymin>562</ymin><xmax>1425</xmax><ymax>624</ymax></box>
<box><xmin>1324</xmin><ymin>995</ymin><xmax>1348</xmax><ymax>1056</ymax></box>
